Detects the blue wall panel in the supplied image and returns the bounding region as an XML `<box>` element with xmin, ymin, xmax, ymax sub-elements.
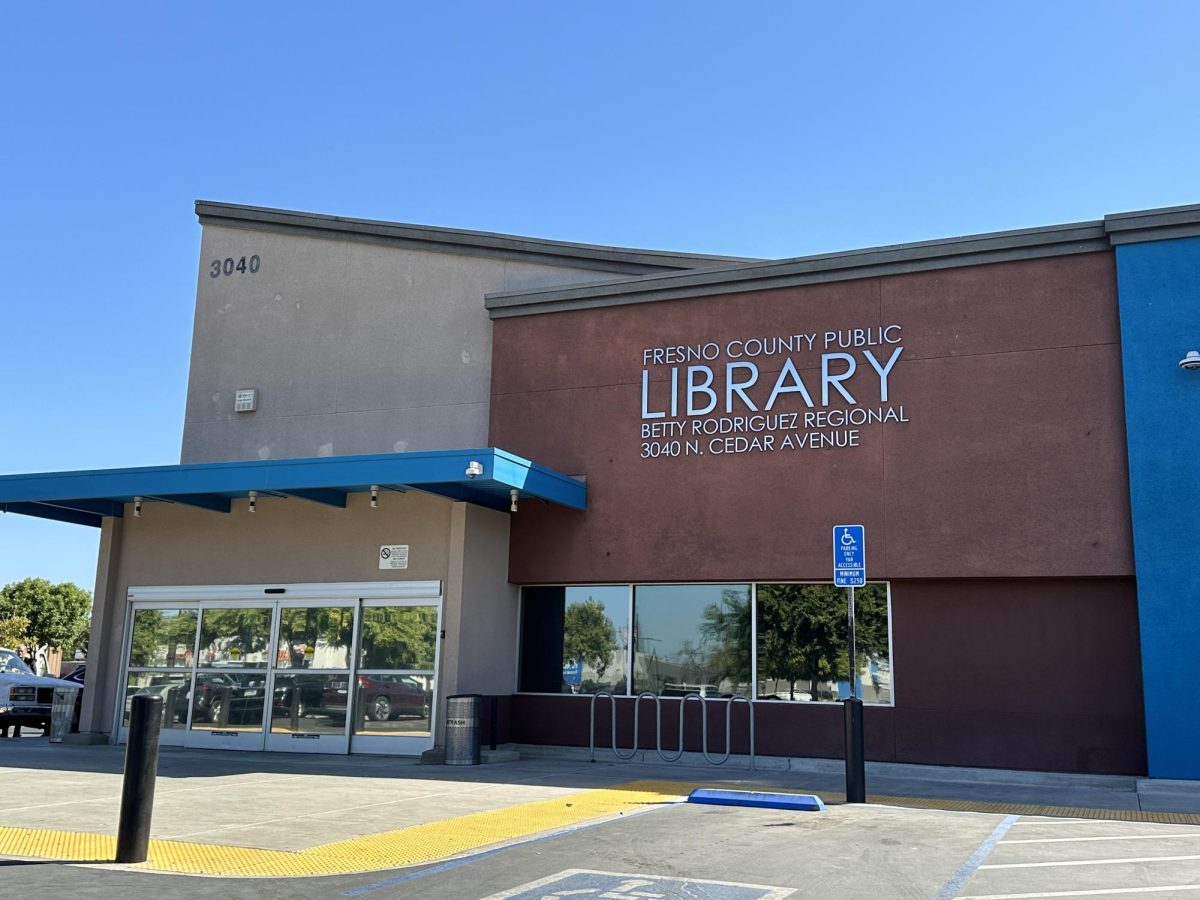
<box><xmin>1115</xmin><ymin>236</ymin><xmax>1200</xmax><ymax>779</ymax></box>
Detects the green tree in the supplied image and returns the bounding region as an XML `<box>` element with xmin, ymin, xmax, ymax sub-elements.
<box><xmin>0</xmin><ymin>615</ymin><xmax>32</xmax><ymax>649</ymax></box>
<box><xmin>563</xmin><ymin>598</ymin><xmax>617</xmax><ymax>677</ymax></box>
<box><xmin>755</xmin><ymin>583</ymin><xmax>889</xmax><ymax>700</ymax></box>
<box><xmin>0</xmin><ymin>578</ymin><xmax>92</xmax><ymax>655</ymax></box>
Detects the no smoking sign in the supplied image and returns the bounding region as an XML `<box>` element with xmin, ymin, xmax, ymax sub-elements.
<box><xmin>378</xmin><ymin>544</ymin><xmax>409</xmax><ymax>570</ymax></box>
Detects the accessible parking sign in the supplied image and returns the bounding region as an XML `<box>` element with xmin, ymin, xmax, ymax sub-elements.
<box><xmin>833</xmin><ymin>525</ymin><xmax>866</xmax><ymax>586</ymax></box>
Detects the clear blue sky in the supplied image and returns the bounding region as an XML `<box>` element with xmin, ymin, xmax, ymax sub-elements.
<box><xmin>2</xmin><ymin>2</ymin><xmax>1198</xmax><ymax>591</ymax></box>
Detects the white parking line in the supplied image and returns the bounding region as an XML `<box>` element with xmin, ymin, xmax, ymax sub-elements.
<box><xmin>1008</xmin><ymin>819</ymin><xmax>1097</xmax><ymax>825</ymax></box>
<box><xmin>1002</xmin><ymin>833</ymin><xmax>1200</xmax><ymax>844</ymax></box>
<box><xmin>980</xmin><ymin>853</ymin><xmax>1200</xmax><ymax>869</ymax></box>
<box><xmin>958</xmin><ymin>885</ymin><xmax>1200</xmax><ymax>898</ymax></box>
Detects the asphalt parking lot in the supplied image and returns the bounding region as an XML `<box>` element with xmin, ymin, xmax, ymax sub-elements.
<box><xmin>2</xmin><ymin>737</ymin><xmax>1199</xmax><ymax>898</ymax></box>
<box><xmin>5</xmin><ymin>800</ymin><xmax>1200</xmax><ymax>899</ymax></box>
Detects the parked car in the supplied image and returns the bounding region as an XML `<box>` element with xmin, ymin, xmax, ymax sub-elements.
<box><xmin>358</xmin><ymin>674</ymin><xmax>430</xmax><ymax>721</ymax></box>
<box><xmin>1</xmin><ymin>647</ymin><xmax>68</xmax><ymax>734</ymax></box>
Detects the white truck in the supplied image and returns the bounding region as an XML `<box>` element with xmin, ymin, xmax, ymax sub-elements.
<box><xmin>0</xmin><ymin>647</ymin><xmax>66</xmax><ymax>734</ymax></box>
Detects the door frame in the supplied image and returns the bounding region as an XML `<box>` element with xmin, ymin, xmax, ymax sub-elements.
<box><xmin>264</xmin><ymin>597</ymin><xmax>359</xmax><ymax>755</ymax></box>
<box><xmin>349</xmin><ymin>596</ymin><xmax>443</xmax><ymax>757</ymax></box>
<box><xmin>117</xmin><ymin>581</ymin><xmax>443</xmax><ymax>754</ymax></box>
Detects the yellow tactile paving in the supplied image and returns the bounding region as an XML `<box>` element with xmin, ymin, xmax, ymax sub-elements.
<box><xmin>1</xmin><ymin>779</ymin><xmax>1196</xmax><ymax>878</ymax></box>
<box><xmin>0</xmin><ymin>779</ymin><xmax>694</xmax><ymax>878</ymax></box>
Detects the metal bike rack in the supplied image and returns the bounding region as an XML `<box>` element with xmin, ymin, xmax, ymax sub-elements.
<box><xmin>589</xmin><ymin>690</ymin><xmax>755</xmax><ymax>769</ymax></box>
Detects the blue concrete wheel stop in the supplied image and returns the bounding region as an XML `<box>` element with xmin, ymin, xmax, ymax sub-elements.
<box><xmin>687</xmin><ymin>788</ymin><xmax>825</xmax><ymax>811</ymax></box>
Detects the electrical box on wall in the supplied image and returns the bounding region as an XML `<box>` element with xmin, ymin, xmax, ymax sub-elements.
<box><xmin>234</xmin><ymin>389</ymin><xmax>257</xmax><ymax>413</ymax></box>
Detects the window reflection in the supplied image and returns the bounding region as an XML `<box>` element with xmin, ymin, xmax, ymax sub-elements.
<box><xmin>188</xmin><ymin>671</ymin><xmax>267</xmax><ymax>729</ymax></box>
<box><xmin>358</xmin><ymin>607</ymin><xmax>437</xmax><ymax>670</ymax></box>
<box><xmin>352</xmin><ymin>674</ymin><xmax>433</xmax><ymax>735</ymax></box>
<box><xmin>271</xmin><ymin>673</ymin><xmax>351</xmax><ymax>734</ymax></box>
<box><xmin>198</xmin><ymin>608</ymin><xmax>271</xmax><ymax>668</ymax></box>
<box><xmin>633</xmin><ymin>585</ymin><xmax>751</xmax><ymax>697</ymax></box>
<box><xmin>755</xmin><ymin>583</ymin><xmax>890</xmax><ymax>704</ymax></box>
<box><xmin>128</xmin><ymin>609</ymin><xmax>197</xmax><ymax>668</ymax></box>
<box><xmin>276</xmin><ymin>606</ymin><xmax>353</xmax><ymax>669</ymax></box>
<box><xmin>519</xmin><ymin>586</ymin><xmax>628</xmax><ymax>694</ymax></box>
<box><xmin>518</xmin><ymin>582</ymin><xmax>893</xmax><ymax>705</ymax></box>
<box><xmin>123</xmin><ymin>672</ymin><xmax>190</xmax><ymax>729</ymax></box>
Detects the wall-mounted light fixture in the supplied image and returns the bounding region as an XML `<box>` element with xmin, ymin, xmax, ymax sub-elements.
<box><xmin>370</xmin><ymin>485</ymin><xmax>380</xmax><ymax>509</ymax></box>
<box><xmin>1180</xmin><ymin>350</ymin><xmax>1200</xmax><ymax>370</ymax></box>
<box><xmin>465</xmin><ymin>461</ymin><xmax>484</xmax><ymax>479</ymax></box>
<box><xmin>510</xmin><ymin>489</ymin><xmax>519</xmax><ymax>513</ymax></box>
<box><xmin>133</xmin><ymin>497</ymin><xmax>143</xmax><ymax>518</ymax></box>
<box><xmin>248</xmin><ymin>490</ymin><xmax>258</xmax><ymax>513</ymax></box>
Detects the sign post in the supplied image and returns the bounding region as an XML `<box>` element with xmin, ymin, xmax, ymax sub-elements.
<box><xmin>833</xmin><ymin>524</ymin><xmax>866</xmax><ymax>804</ymax></box>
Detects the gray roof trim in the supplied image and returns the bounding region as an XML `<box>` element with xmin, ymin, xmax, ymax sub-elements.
<box><xmin>1104</xmin><ymin>202</ymin><xmax>1200</xmax><ymax>245</ymax></box>
<box><xmin>485</xmin><ymin>219</ymin><xmax>1108</xmax><ymax>318</ymax></box>
<box><xmin>195</xmin><ymin>201</ymin><xmax>759</xmax><ymax>274</ymax></box>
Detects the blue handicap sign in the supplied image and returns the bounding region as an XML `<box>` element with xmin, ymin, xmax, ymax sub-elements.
<box><xmin>833</xmin><ymin>524</ymin><xmax>866</xmax><ymax>587</ymax></box>
<box><xmin>562</xmin><ymin>658</ymin><xmax>583</xmax><ymax>686</ymax></box>
<box><xmin>489</xmin><ymin>869</ymin><xmax>794</xmax><ymax>900</ymax></box>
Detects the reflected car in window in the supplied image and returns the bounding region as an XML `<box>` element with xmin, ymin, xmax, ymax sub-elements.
<box><xmin>191</xmin><ymin>672</ymin><xmax>266</xmax><ymax>725</ymax></box>
<box><xmin>358</xmin><ymin>674</ymin><xmax>431</xmax><ymax>721</ymax></box>
<box><xmin>271</xmin><ymin>674</ymin><xmax>350</xmax><ymax>720</ymax></box>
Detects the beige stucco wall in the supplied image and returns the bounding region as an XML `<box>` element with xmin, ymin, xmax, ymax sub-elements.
<box><xmin>441</xmin><ymin>504</ymin><xmax>518</xmax><ymax>700</ymax></box>
<box><xmin>183</xmin><ymin>224</ymin><xmax>612</xmax><ymax>464</ymax></box>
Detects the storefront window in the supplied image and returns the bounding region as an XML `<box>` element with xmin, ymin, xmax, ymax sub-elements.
<box><xmin>358</xmin><ymin>606</ymin><xmax>437</xmax><ymax>670</ymax></box>
<box><xmin>354</xmin><ymin>604</ymin><xmax>438</xmax><ymax>737</ymax></box>
<box><xmin>128</xmin><ymin>608</ymin><xmax>197</xmax><ymax>668</ymax></box>
<box><xmin>197</xmin><ymin>607</ymin><xmax>271</xmax><ymax>668</ymax></box>
<box><xmin>519</xmin><ymin>582</ymin><xmax>893</xmax><ymax>704</ymax></box>
<box><xmin>633</xmin><ymin>584</ymin><xmax>751</xmax><ymax>697</ymax></box>
<box><xmin>275</xmin><ymin>606</ymin><xmax>353</xmax><ymax>669</ymax></box>
<box><xmin>519</xmin><ymin>586</ymin><xmax>628</xmax><ymax>694</ymax></box>
<box><xmin>755</xmin><ymin>582</ymin><xmax>890</xmax><ymax>704</ymax></box>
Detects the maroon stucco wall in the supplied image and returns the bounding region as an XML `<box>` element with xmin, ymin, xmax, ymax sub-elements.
<box><xmin>490</xmin><ymin>252</ymin><xmax>1143</xmax><ymax>774</ymax></box>
<box><xmin>510</xmin><ymin>579</ymin><xmax>1144</xmax><ymax>775</ymax></box>
<box><xmin>490</xmin><ymin>253</ymin><xmax>1131</xmax><ymax>583</ymax></box>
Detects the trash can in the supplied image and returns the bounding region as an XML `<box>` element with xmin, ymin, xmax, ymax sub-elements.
<box><xmin>444</xmin><ymin>694</ymin><xmax>482</xmax><ymax>765</ymax></box>
<box><xmin>50</xmin><ymin>686</ymin><xmax>81</xmax><ymax>743</ymax></box>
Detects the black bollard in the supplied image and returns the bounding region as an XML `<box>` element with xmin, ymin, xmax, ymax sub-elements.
<box><xmin>844</xmin><ymin>696</ymin><xmax>866</xmax><ymax>803</ymax></box>
<box><xmin>115</xmin><ymin>694</ymin><xmax>163</xmax><ymax>863</ymax></box>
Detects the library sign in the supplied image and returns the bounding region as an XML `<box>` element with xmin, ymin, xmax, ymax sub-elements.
<box><xmin>638</xmin><ymin>324</ymin><xmax>909</xmax><ymax>459</ymax></box>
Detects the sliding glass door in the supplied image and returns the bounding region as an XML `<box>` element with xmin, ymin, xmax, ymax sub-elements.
<box><xmin>119</xmin><ymin>584</ymin><xmax>441</xmax><ymax>756</ymax></box>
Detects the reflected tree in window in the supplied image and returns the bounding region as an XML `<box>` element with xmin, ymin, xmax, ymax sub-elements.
<box><xmin>562</xmin><ymin>597</ymin><xmax>617</xmax><ymax>682</ymax></box>
<box><xmin>198</xmin><ymin>608</ymin><xmax>271</xmax><ymax>666</ymax></box>
<box><xmin>700</xmin><ymin>588</ymin><xmax>752</xmax><ymax>690</ymax></box>
<box><xmin>276</xmin><ymin>606</ymin><xmax>353</xmax><ymax>668</ymax></box>
<box><xmin>129</xmin><ymin>610</ymin><xmax>197</xmax><ymax>667</ymax></box>
<box><xmin>359</xmin><ymin>607</ymin><xmax>437</xmax><ymax>670</ymax></box>
<box><xmin>756</xmin><ymin>584</ymin><xmax>889</xmax><ymax>701</ymax></box>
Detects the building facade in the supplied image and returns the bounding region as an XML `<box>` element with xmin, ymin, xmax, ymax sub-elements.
<box><xmin>2</xmin><ymin>201</ymin><xmax>1197</xmax><ymax>778</ymax></box>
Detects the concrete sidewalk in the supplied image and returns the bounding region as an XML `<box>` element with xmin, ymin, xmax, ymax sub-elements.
<box><xmin>2</xmin><ymin>737</ymin><xmax>1199</xmax><ymax>878</ymax></box>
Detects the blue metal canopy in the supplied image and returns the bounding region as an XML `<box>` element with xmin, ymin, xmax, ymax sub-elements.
<box><xmin>0</xmin><ymin>448</ymin><xmax>585</xmax><ymax>527</ymax></box>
